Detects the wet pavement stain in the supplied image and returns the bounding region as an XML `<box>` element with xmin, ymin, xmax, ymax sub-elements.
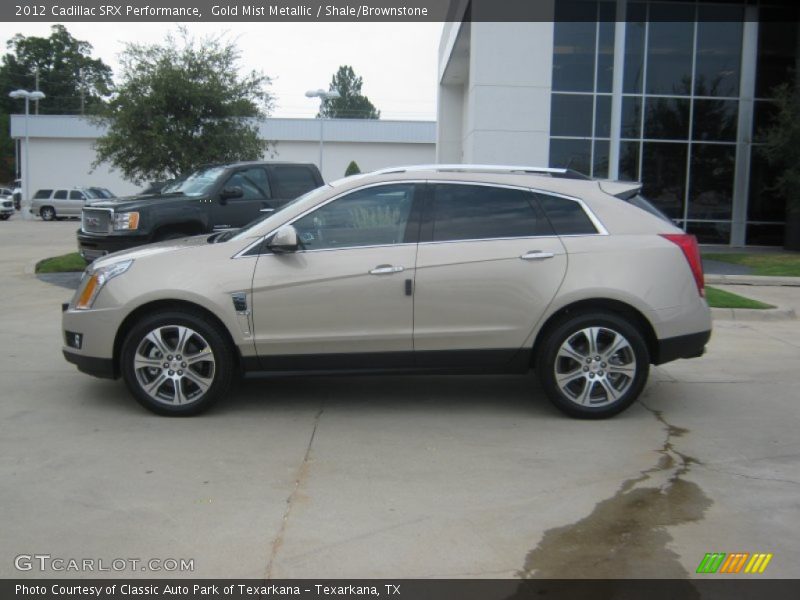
<box><xmin>514</xmin><ymin>404</ymin><xmax>712</xmax><ymax>593</ymax></box>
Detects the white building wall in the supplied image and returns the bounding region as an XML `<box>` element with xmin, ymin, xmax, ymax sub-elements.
<box><xmin>11</xmin><ymin>115</ymin><xmax>435</xmax><ymax>201</ymax></box>
<box><xmin>437</xmin><ymin>19</ymin><xmax>555</xmax><ymax>166</ymax></box>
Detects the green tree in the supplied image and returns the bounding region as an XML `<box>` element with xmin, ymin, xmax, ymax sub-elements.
<box><xmin>345</xmin><ymin>160</ymin><xmax>361</xmax><ymax>176</ymax></box>
<box><xmin>0</xmin><ymin>25</ymin><xmax>113</xmax><ymax>182</ymax></box>
<box><xmin>93</xmin><ymin>29</ymin><xmax>273</xmax><ymax>184</ymax></box>
<box><xmin>318</xmin><ymin>65</ymin><xmax>380</xmax><ymax>119</ymax></box>
<box><xmin>757</xmin><ymin>76</ymin><xmax>800</xmax><ymax>248</ymax></box>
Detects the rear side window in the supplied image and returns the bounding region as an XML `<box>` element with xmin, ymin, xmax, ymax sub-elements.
<box><xmin>536</xmin><ymin>194</ymin><xmax>598</xmax><ymax>235</ymax></box>
<box><xmin>34</xmin><ymin>190</ymin><xmax>52</xmax><ymax>199</ymax></box>
<box><xmin>270</xmin><ymin>166</ymin><xmax>319</xmax><ymax>199</ymax></box>
<box><xmin>430</xmin><ymin>184</ymin><xmax>552</xmax><ymax>242</ymax></box>
<box><xmin>54</xmin><ymin>190</ymin><xmax>68</xmax><ymax>200</ymax></box>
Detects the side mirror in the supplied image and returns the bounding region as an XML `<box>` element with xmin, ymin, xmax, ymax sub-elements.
<box><xmin>268</xmin><ymin>225</ymin><xmax>300</xmax><ymax>253</ymax></box>
<box><xmin>219</xmin><ymin>186</ymin><xmax>244</xmax><ymax>204</ymax></box>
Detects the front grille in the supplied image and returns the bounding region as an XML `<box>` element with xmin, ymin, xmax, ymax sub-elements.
<box><xmin>2</xmin><ymin>200</ymin><xmax>12</xmax><ymax>208</ymax></box>
<box><xmin>81</xmin><ymin>208</ymin><xmax>112</xmax><ymax>233</ymax></box>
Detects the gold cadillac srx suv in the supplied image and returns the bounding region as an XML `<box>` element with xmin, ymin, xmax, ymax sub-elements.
<box><xmin>62</xmin><ymin>165</ymin><xmax>712</xmax><ymax>418</ymax></box>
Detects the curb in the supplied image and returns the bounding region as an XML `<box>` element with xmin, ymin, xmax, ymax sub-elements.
<box><xmin>705</xmin><ymin>274</ymin><xmax>800</xmax><ymax>287</ymax></box>
<box><xmin>711</xmin><ymin>306</ymin><xmax>796</xmax><ymax>322</ymax></box>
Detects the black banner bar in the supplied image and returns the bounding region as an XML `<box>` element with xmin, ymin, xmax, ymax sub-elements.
<box><xmin>3</xmin><ymin>0</ymin><xmax>799</xmax><ymax>23</ymax></box>
<box><xmin>4</xmin><ymin>579</ymin><xmax>800</xmax><ymax>600</ymax></box>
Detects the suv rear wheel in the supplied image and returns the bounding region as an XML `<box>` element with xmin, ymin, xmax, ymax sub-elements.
<box><xmin>536</xmin><ymin>311</ymin><xmax>650</xmax><ymax>419</ymax></box>
<box><xmin>120</xmin><ymin>310</ymin><xmax>234</xmax><ymax>416</ymax></box>
<box><xmin>40</xmin><ymin>206</ymin><xmax>56</xmax><ymax>221</ymax></box>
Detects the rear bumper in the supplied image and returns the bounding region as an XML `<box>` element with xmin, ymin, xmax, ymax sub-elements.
<box><xmin>77</xmin><ymin>230</ymin><xmax>151</xmax><ymax>261</ymax></box>
<box><xmin>63</xmin><ymin>349</ymin><xmax>116</xmax><ymax>379</ymax></box>
<box><xmin>653</xmin><ymin>330</ymin><xmax>711</xmax><ymax>365</ymax></box>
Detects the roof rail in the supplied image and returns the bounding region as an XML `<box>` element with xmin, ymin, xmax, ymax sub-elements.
<box><xmin>370</xmin><ymin>164</ymin><xmax>590</xmax><ymax>179</ymax></box>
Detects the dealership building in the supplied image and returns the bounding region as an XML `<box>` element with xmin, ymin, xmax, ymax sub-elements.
<box><xmin>438</xmin><ymin>0</ymin><xmax>798</xmax><ymax>246</ymax></box>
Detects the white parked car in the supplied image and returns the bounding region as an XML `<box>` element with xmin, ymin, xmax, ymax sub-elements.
<box><xmin>0</xmin><ymin>187</ymin><xmax>14</xmax><ymax>220</ymax></box>
<box><xmin>62</xmin><ymin>165</ymin><xmax>712</xmax><ymax>418</ymax></box>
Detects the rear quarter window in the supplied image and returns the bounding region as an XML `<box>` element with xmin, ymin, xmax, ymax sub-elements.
<box><xmin>270</xmin><ymin>166</ymin><xmax>320</xmax><ymax>199</ymax></box>
<box><xmin>33</xmin><ymin>190</ymin><xmax>53</xmax><ymax>199</ymax></box>
<box><xmin>536</xmin><ymin>194</ymin><xmax>598</xmax><ymax>235</ymax></box>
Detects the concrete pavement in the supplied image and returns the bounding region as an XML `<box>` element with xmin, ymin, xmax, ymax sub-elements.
<box><xmin>0</xmin><ymin>217</ymin><xmax>798</xmax><ymax>579</ymax></box>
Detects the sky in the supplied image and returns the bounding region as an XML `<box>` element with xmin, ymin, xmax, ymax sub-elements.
<box><xmin>1</xmin><ymin>22</ymin><xmax>442</xmax><ymax>120</ymax></box>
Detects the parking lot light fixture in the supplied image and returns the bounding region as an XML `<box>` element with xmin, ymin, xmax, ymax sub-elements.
<box><xmin>305</xmin><ymin>88</ymin><xmax>341</xmax><ymax>175</ymax></box>
<box><xmin>8</xmin><ymin>89</ymin><xmax>46</xmax><ymax>221</ymax></box>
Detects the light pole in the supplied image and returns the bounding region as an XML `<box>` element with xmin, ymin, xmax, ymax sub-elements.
<box><xmin>9</xmin><ymin>89</ymin><xmax>45</xmax><ymax>221</ymax></box>
<box><xmin>305</xmin><ymin>88</ymin><xmax>340</xmax><ymax>177</ymax></box>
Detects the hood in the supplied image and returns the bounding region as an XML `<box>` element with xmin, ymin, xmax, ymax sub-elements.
<box><xmin>87</xmin><ymin>192</ymin><xmax>207</xmax><ymax>211</ymax></box>
<box><xmin>92</xmin><ymin>234</ymin><xmax>212</xmax><ymax>268</ymax></box>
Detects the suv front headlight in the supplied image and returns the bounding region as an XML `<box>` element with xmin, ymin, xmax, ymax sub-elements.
<box><xmin>74</xmin><ymin>259</ymin><xmax>134</xmax><ymax>310</ymax></box>
<box><xmin>113</xmin><ymin>211</ymin><xmax>140</xmax><ymax>231</ymax></box>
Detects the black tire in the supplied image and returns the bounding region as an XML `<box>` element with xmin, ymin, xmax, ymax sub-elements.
<box><xmin>0</xmin><ymin>214</ymin><xmax>9</xmax><ymax>221</ymax></box>
<box><xmin>536</xmin><ymin>311</ymin><xmax>650</xmax><ymax>419</ymax></box>
<box><xmin>120</xmin><ymin>310</ymin><xmax>234</xmax><ymax>416</ymax></box>
<box><xmin>40</xmin><ymin>206</ymin><xmax>56</xmax><ymax>221</ymax></box>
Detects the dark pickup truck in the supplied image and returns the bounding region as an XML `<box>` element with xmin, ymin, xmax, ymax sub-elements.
<box><xmin>78</xmin><ymin>161</ymin><xmax>323</xmax><ymax>261</ymax></box>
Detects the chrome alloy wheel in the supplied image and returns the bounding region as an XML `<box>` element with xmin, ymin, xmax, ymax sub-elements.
<box><xmin>554</xmin><ymin>326</ymin><xmax>637</xmax><ymax>408</ymax></box>
<box><xmin>133</xmin><ymin>325</ymin><xmax>216</xmax><ymax>407</ymax></box>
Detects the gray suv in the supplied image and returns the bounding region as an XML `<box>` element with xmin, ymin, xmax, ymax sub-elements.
<box><xmin>62</xmin><ymin>165</ymin><xmax>712</xmax><ymax>418</ymax></box>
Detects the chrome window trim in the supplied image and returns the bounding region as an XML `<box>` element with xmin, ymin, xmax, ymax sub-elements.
<box><xmin>232</xmin><ymin>178</ymin><xmax>608</xmax><ymax>259</ymax></box>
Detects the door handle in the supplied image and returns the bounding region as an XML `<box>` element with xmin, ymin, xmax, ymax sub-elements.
<box><xmin>369</xmin><ymin>264</ymin><xmax>405</xmax><ymax>275</ymax></box>
<box><xmin>520</xmin><ymin>250</ymin><xmax>555</xmax><ymax>260</ymax></box>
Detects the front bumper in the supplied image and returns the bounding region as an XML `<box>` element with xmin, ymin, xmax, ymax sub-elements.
<box><xmin>77</xmin><ymin>230</ymin><xmax>151</xmax><ymax>262</ymax></box>
<box><xmin>653</xmin><ymin>330</ymin><xmax>711</xmax><ymax>365</ymax></box>
<box><xmin>63</xmin><ymin>349</ymin><xmax>116</xmax><ymax>379</ymax></box>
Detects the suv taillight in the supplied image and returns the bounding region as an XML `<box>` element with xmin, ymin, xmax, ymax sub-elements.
<box><xmin>660</xmin><ymin>233</ymin><xmax>705</xmax><ymax>297</ymax></box>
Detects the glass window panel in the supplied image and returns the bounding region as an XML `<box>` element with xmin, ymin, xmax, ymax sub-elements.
<box><xmin>646</xmin><ymin>5</ymin><xmax>695</xmax><ymax>95</ymax></box>
<box><xmin>748</xmin><ymin>151</ymin><xmax>786</xmax><ymax>222</ymax></box>
<box><xmin>686</xmin><ymin>221</ymin><xmax>731</xmax><ymax>245</ymax></box>
<box><xmin>746</xmin><ymin>224</ymin><xmax>785</xmax><ymax>246</ymax></box>
<box><xmin>688</xmin><ymin>144</ymin><xmax>735</xmax><ymax>220</ymax></box>
<box><xmin>596</xmin><ymin>3</ymin><xmax>616</xmax><ymax>93</ymax></box>
<box><xmin>431</xmin><ymin>185</ymin><xmax>549</xmax><ymax>242</ymax></box>
<box><xmin>623</xmin><ymin>4</ymin><xmax>647</xmax><ymax>94</ymax></box>
<box><xmin>694</xmin><ymin>6</ymin><xmax>743</xmax><ymax>98</ymax></box>
<box><xmin>641</xmin><ymin>142</ymin><xmax>688</xmax><ymax>219</ymax></box>
<box><xmin>755</xmin><ymin>9</ymin><xmax>799</xmax><ymax>99</ymax></box>
<box><xmin>293</xmin><ymin>184</ymin><xmax>414</xmax><ymax>250</ymax></box>
<box><xmin>752</xmin><ymin>100</ymin><xmax>778</xmax><ymax>143</ymax></box>
<box><xmin>550</xmin><ymin>139</ymin><xmax>592</xmax><ymax>176</ymax></box>
<box><xmin>551</xmin><ymin>94</ymin><xmax>594</xmax><ymax>137</ymax></box>
<box><xmin>644</xmin><ymin>97</ymin><xmax>690</xmax><ymax>140</ymax></box>
<box><xmin>692</xmin><ymin>99</ymin><xmax>738</xmax><ymax>142</ymax></box>
<box><xmin>593</xmin><ymin>140</ymin><xmax>610</xmax><ymax>179</ymax></box>
<box><xmin>552</xmin><ymin>1</ymin><xmax>598</xmax><ymax>92</ymax></box>
<box><xmin>621</xmin><ymin>96</ymin><xmax>642</xmax><ymax>139</ymax></box>
<box><xmin>595</xmin><ymin>95</ymin><xmax>612</xmax><ymax>138</ymax></box>
<box><xmin>619</xmin><ymin>141</ymin><xmax>640</xmax><ymax>181</ymax></box>
<box><xmin>537</xmin><ymin>194</ymin><xmax>598</xmax><ymax>235</ymax></box>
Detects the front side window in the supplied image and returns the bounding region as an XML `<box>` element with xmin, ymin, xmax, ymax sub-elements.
<box><xmin>69</xmin><ymin>191</ymin><xmax>85</xmax><ymax>200</ymax></box>
<box><xmin>430</xmin><ymin>184</ymin><xmax>550</xmax><ymax>242</ymax></box>
<box><xmin>293</xmin><ymin>184</ymin><xmax>415</xmax><ymax>250</ymax></box>
<box><xmin>224</xmin><ymin>167</ymin><xmax>270</xmax><ymax>200</ymax></box>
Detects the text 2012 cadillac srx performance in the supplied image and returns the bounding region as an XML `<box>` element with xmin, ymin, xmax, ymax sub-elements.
<box><xmin>62</xmin><ymin>165</ymin><xmax>711</xmax><ymax>418</ymax></box>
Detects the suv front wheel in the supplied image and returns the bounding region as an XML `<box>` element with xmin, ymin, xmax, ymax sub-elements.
<box><xmin>536</xmin><ymin>311</ymin><xmax>650</xmax><ymax>419</ymax></box>
<box><xmin>120</xmin><ymin>310</ymin><xmax>234</xmax><ymax>415</ymax></box>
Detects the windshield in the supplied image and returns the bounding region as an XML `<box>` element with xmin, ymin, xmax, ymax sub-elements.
<box><xmin>228</xmin><ymin>185</ymin><xmax>332</xmax><ymax>242</ymax></box>
<box><xmin>163</xmin><ymin>167</ymin><xmax>227</xmax><ymax>196</ymax></box>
